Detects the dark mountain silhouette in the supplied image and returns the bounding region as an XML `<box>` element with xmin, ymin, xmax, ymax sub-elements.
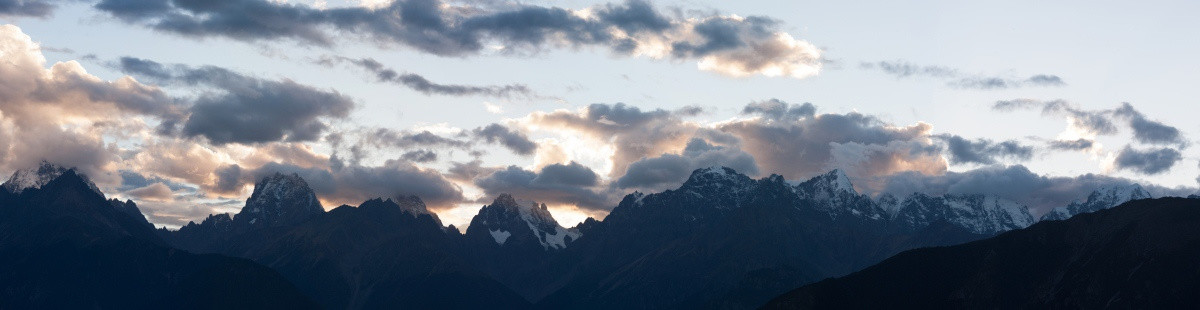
<box><xmin>463</xmin><ymin>193</ymin><xmax>582</xmax><ymax>300</ymax></box>
<box><xmin>763</xmin><ymin>197</ymin><xmax>1200</xmax><ymax>309</ymax></box>
<box><xmin>535</xmin><ymin>167</ymin><xmax>997</xmax><ymax>309</ymax></box>
<box><xmin>171</xmin><ymin>189</ymin><xmax>531</xmax><ymax>308</ymax></box>
<box><xmin>0</xmin><ymin>163</ymin><xmax>316</xmax><ymax>309</ymax></box>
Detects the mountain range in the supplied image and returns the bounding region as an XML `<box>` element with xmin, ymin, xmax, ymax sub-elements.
<box><xmin>0</xmin><ymin>162</ymin><xmax>1183</xmax><ymax>309</ymax></box>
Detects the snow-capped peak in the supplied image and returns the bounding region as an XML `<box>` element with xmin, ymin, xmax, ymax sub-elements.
<box><xmin>473</xmin><ymin>193</ymin><xmax>581</xmax><ymax>250</ymax></box>
<box><xmin>1</xmin><ymin>162</ymin><xmax>102</xmax><ymax>196</ymax></box>
<box><xmin>234</xmin><ymin>172</ymin><xmax>323</xmax><ymax>227</ymax></box>
<box><xmin>1040</xmin><ymin>183</ymin><xmax>1152</xmax><ymax>221</ymax></box>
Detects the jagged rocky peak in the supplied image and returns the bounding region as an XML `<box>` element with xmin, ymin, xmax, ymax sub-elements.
<box><xmin>876</xmin><ymin>193</ymin><xmax>902</xmax><ymax>216</ymax></box>
<box><xmin>1041</xmin><ymin>183</ymin><xmax>1153</xmax><ymax>221</ymax></box>
<box><xmin>1</xmin><ymin>161</ymin><xmax>102</xmax><ymax>196</ymax></box>
<box><xmin>681</xmin><ymin>166</ymin><xmax>754</xmax><ymax>190</ymax></box>
<box><xmin>471</xmin><ymin>193</ymin><xmax>581</xmax><ymax>250</ymax></box>
<box><xmin>795</xmin><ymin>168</ymin><xmax>857</xmax><ymax>197</ymax></box>
<box><xmin>234</xmin><ymin>172</ymin><xmax>324</xmax><ymax>228</ymax></box>
<box><xmin>393</xmin><ymin>195</ymin><xmax>431</xmax><ymax>215</ymax></box>
<box><xmin>895</xmin><ymin>193</ymin><xmax>1035</xmax><ymax>234</ymax></box>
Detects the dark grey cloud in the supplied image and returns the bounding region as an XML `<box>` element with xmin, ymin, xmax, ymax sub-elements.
<box><xmin>315</xmin><ymin>55</ymin><xmax>538</xmax><ymax>98</ymax></box>
<box><xmin>474</xmin><ymin>162</ymin><xmax>611</xmax><ymax>210</ymax></box>
<box><xmin>117</xmin><ymin>57</ymin><xmax>355</xmax><ymax>144</ymax></box>
<box><xmin>615</xmin><ymin>138</ymin><xmax>758</xmax><ymax>190</ymax></box>
<box><xmin>992</xmin><ymin>99</ymin><xmax>1118</xmax><ymax>136</ymax></box>
<box><xmin>1114</xmin><ymin>102</ymin><xmax>1186</xmax><ymax>146</ymax></box>
<box><xmin>1047</xmin><ymin>138</ymin><xmax>1095</xmax><ymax>151</ymax></box>
<box><xmin>935</xmin><ymin>134</ymin><xmax>1033</xmax><ymax>165</ymax></box>
<box><xmin>0</xmin><ymin>0</ymin><xmax>54</xmax><ymax>17</ymax></box>
<box><xmin>1113</xmin><ymin>146</ymin><xmax>1182</xmax><ymax>175</ymax></box>
<box><xmin>741</xmin><ymin>99</ymin><xmax>815</xmax><ymax>121</ymax></box>
<box><xmin>213</xmin><ymin>164</ymin><xmax>243</xmax><ymax>194</ymax></box>
<box><xmin>471</xmin><ymin>123</ymin><xmax>537</xmax><ymax>156</ymax></box>
<box><xmin>873</xmin><ymin>164</ymin><xmax>1195</xmax><ymax>215</ymax></box>
<box><xmin>118</xmin><ymin>170</ymin><xmax>191</xmax><ymax>192</ymax></box>
<box><xmin>863</xmin><ymin>60</ymin><xmax>1066</xmax><ymax>90</ymax></box>
<box><xmin>446</xmin><ymin>159</ymin><xmax>500</xmax><ymax>182</ymax></box>
<box><xmin>359</xmin><ymin>128</ymin><xmax>471</xmax><ymax>150</ymax></box>
<box><xmin>93</xmin><ymin>0</ymin><xmax>820</xmax><ymax>77</ymax></box>
<box><xmin>994</xmin><ymin>100</ymin><xmax>1185</xmax><ymax>147</ymax></box>
<box><xmin>401</xmin><ymin>149</ymin><xmax>438</xmax><ymax>163</ymax></box>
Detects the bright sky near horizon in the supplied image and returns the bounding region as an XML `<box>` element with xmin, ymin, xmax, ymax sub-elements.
<box><xmin>2</xmin><ymin>0</ymin><xmax>1198</xmax><ymax>230</ymax></box>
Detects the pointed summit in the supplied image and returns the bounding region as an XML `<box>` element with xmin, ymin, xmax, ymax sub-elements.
<box><xmin>467</xmin><ymin>193</ymin><xmax>580</xmax><ymax>250</ymax></box>
<box><xmin>680</xmin><ymin>166</ymin><xmax>754</xmax><ymax>192</ymax></box>
<box><xmin>233</xmin><ymin>172</ymin><xmax>323</xmax><ymax>228</ymax></box>
<box><xmin>2</xmin><ymin>162</ymin><xmax>102</xmax><ymax>196</ymax></box>
<box><xmin>797</xmin><ymin>169</ymin><xmax>856</xmax><ymax>196</ymax></box>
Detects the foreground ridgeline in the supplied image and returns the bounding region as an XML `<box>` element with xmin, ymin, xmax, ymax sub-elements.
<box><xmin>763</xmin><ymin>197</ymin><xmax>1200</xmax><ymax>309</ymax></box>
<box><xmin>0</xmin><ymin>163</ymin><xmax>1187</xmax><ymax>309</ymax></box>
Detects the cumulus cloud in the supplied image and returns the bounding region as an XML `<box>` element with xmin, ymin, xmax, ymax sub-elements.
<box><xmin>117</xmin><ymin>57</ymin><xmax>355</xmax><ymax>144</ymax></box>
<box><xmin>0</xmin><ymin>24</ymin><xmax>182</xmax><ymax>181</ymax></box>
<box><xmin>741</xmin><ymin>99</ymin><xmax>815</xmax><ymax>121</ymax></box>
<box><xmin>935</xmin><ymin>134</ymin><xmax>1033</xmax><ymax>165</ymax></box>
<box><xmin>474</xmin><ymin>161</ymin><xmax>612</xmax><ymax>210</ymax></box>
<box><xmin>315</xmin><ymin>55</ymin><xmax>539</xmax><ymax>98</ymax></box>
<box><xmin>94</xmin><ymin>0</ymin><xmax>821</xmax><ymax>78</ymax></box>
<box><xmin>615</xmin><ymin>138</ymin><xmax>758</xmax><ymax>190</ymax></box>
<box><xmin>1113</xmin><ymin>146</ymin><xmax>1182</xmax><ymax>175</ymax></box>
<box><xmin>862</xmin><ymin>60</ymin><xmax>1066</xmax><ymax>89</ymax></box>
<box><xmin>1113</xmin><ymin>102</ymin><xmax>1186</xmax><ymax>146</ymax></box>
<box><xmin>528</xmin><ymin>103</ymin><xmax>700</xmax><ymax>177</ymax></box>
<box><xmin>720</xmin><ymin>100</ymin><xmax>945</xmax><ymax>181</ymax></box>
<box><xmin>471</xmin><ymin>123</ymin><xmax>537</xmax><ymax>156</ymax></box>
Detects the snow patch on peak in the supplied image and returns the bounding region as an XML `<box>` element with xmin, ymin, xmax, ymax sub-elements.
<box><xmin>489</xmin><ymin>229</ymin><xmax>512</xmax><ymax>245</ymax></box>
<box><xmin>1</xmin><ymin>162</ymin><xmax>101</xmax><ymax>196</ymax></box>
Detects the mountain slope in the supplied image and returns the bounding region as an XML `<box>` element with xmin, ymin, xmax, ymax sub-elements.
<box><xmin>0</xmin><ymin>164</ymin><xmax>316</xmax><ymax>309</ymax></box>
<box><xmin>536</xmin><ymin>168</ymin><xmax>995</xmax><ymax>309</ymax></box>
<box><xmin>763</xmin><ymin>197</ymin><xmax>1200</xmax><ymax>309</ymax></box>
<box><xmin>182</xmin><ymin>195</ymin><xmax>532</xmax><ymax>309</ymax></box>
<box><xmin>1041</xmin><ymin>183</ymin><xmax>1151</xmax><ymax>221</ymax></box>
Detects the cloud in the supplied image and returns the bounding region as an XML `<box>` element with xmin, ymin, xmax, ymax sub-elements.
<box><xmin>993</xmin><ymin>99</ymin><xmax>1118</xmax><ymax>136</ymax></box>
<box><xmin>94</xmin><ymin>0</ymin><xmax>821</xmax><ymax>78</ymax></box>
<box><xmin>862</xmin><ymin>60</ymin><xmax>1066</xmax><ymax>89</ymax></box>
<box><xmin>615</xmin><ymin>138</ymin><xmax>758</xmax><ymax>190</ymax></box>
<box><xmin>401</xmin><ymin>149</ymin><xmax>438</xmax><ymax>163</ymax></box>
<box><xmin>124</xmin><ymin>182</ymin><xmax>174</xmax><ymax>201</ymax></box>
<box><xmin>527</xmin><ymin>103</ymin><xmax>699</xmax><ymax>176</ymax></box>
<box><xmin>719</xmin><ymin>100</ymin><xmax>945</xmax><ymax>181</ymax></box>
<box><xmin>741</xmin><ymin>99</ymin><xmax>815</xmax><ymax>121</ymax></box>
<box><xmin>1047</xmin><ymin>138</ymin><xmax>1095</xmax><ymax>151</ymax></box>
<box><xmin>1113</xmin><ymin>102</ymin><xmax>1186</xmax><ymax>146</ymax></box>
<box><xmin>994</xmin><ymin>100</ymin><xmax>1186</xmax><ymax>148</ymax></box>
<box><xmin>935</xmin><ymin>134</ymin><xmax>1033</xmax><ymax>165</ymax></box>
<box><xmin>1113</xmin><ymin>146</ymin><xmax>1182</xmax><ymax>175</ymax></box>
<box><xmin>873</xmin><ymin>165</ymin><xmax>1194</xmax><ymax>216</ymax></box>
<box><xmin>474</xmin><ymin>162</ymin><xmax>612</xmax><ymax>210</ymax></box>
<box><xmin>247</xmin><ymin>159</ymin><xmax>465</xmax><ymax>209</ymax></box>
<box><xmin>0</xmin><ymin>0</ymin><xmax>54</xmax><ymax>17</ymax></box>
<box><xmin>117</xmin><ymin>57</ymin><xmax>355</xmax><ymax>144</ymax></box>
<box><xmin>471</xmin><ymin>123</ymin><xmax>537</xmax><ymax>156</ymax></box>
<box><xmin>315</xmin><ymin>55</ymin><xmax>539</xmax><ymax>98</ymax></box>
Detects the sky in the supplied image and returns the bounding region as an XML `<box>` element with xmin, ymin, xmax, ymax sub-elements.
<box><xmin>2</xmin><ymin>0</ymin><xmax>1198</xmax><ymax>230</ymax></box>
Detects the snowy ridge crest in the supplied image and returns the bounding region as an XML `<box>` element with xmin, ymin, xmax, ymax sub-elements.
<box><xmin>1</xmin><ymin>162</ymin><xmax>102</xmax><ymax>196</ymax></box>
